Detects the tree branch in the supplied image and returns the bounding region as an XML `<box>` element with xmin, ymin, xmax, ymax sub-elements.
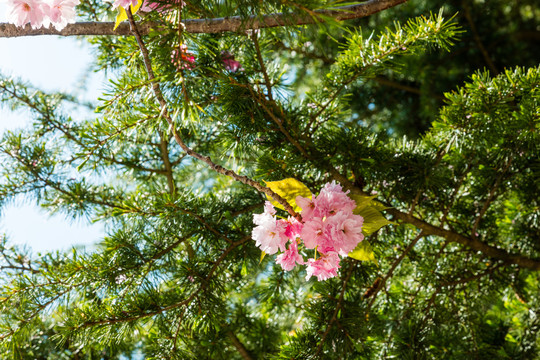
<box><xmin>227</xmin><ymin>331</ymin><xmax>254</xmax><ymax>360</ymax></box>
<box><xmin>0</xmin><ymin>0</ymin><xmax>407</xmax><ymax>37</ymax></box>
<box><xmin>386</xmin><ymin>208</ymin><xmax>540</xmax><ymax>271</ymax></box>
<box><xmin>329</xmin><ymin>172</ymin><xmax>540</xmax><ymax>271</ymax></box>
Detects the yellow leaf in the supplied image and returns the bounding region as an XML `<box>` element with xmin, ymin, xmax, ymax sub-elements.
<box><xmin>350</xmin><ymin>194</ymin><xmax>393</xmax><ymax>235</ymax></box>
<box><xmin>264</xmin><ymin>178</ymin><xmax>312</xmax><ymax>212</ymax></box>
<box><xmin>348</xmin><ymin>241</ymin><xmax>377</xmax><ymax>264</ymax></box>
<box><xmin>260</xmin><ymin>251</ymin><xmax>266</xmax><ymax>263</ymax></box>
<box><xmin>114</xmin><ymin>0</ymin><xmax>144</xmax><ymax>30</ymax></box>
<box><xmin>350</xmin><ymin>194</ymin><xmax>388</xmax><ymax>212</ymax></box>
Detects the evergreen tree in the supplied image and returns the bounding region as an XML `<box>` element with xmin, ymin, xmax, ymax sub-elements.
<box><xmin>0</xmin><ymin>0</ymin><xmax>539</xmax><ymax>358</ymax></box>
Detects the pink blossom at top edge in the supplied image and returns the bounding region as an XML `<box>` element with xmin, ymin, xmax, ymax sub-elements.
<box><xmin>6</xmin><ymin>0</ymin><xmax>50</xmax><ymax>29</ymax></box>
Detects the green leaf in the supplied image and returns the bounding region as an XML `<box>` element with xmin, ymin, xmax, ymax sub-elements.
<box><xmin>348</xmin><ymin>241</ymin><xmax>377</xmax><ymax>264</ymax></box>
<box><xmin>264</xmin><ymin>178</ymin><xmax>312</xmax><ymax>212</ymax></box>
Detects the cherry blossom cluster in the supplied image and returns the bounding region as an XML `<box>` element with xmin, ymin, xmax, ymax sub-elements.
<box><xmin>252</xmin><ymin>181</ymin><xmax>364</xmax><ymax>281</ymax></box>
<box><xmin>6</xmin><ymin>0</ymin><xmax>79</xmax><ymax>30</ymax></box>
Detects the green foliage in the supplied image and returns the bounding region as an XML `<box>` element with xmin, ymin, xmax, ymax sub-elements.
<box><xmin>1</xmin><ymin>0</ymin><xmax>540</xmax><ymax>358</ymax></box>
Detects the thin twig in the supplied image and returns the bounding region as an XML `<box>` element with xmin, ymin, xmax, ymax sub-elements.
<box><xmin>366</xmin><ymin>231</ymin><xmax>425</xmax><ymax>309</ymax></box>
<box><xmin>314</xmin><ymin>263</ymin><xmax>355</xmax><ymax>357</ymax></box>
<box><xmin>471</xmin><ymin>157</ymin><xmax>512</xmax><ymax>239</ymax></box>
<box><xmin>251</xmin><ymin>31</ymin><xmax>274</xmax><ymax>102</ymax></box>
<box><xmin>463</xmin><ymin>3</ymin><xmax>499</xmax><ymax>75</ymax></box>
<box><xmin>125</xmin><ymin>8</ymin><xmax>300</xmax><ymax>219</ymax></box>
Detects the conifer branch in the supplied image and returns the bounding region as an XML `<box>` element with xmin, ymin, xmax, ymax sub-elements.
<box><xmin>78</xmin><ymin>236</ymin><xmax>250</xmax><ymax>328</ymax></box>
<box><xmin>314</xmin><ymin>263</ymin><xmax>355</xmax><ymax>356</ymax></box>
<box><xmin>366</xmin><ymin>231</ymin><xmax>426</xmax><ymax>309</ymax></box>
<box><xmin>386</xmin><ymin>208</ymin><xmax>540</xmax><ymax>271</ymax></box>
<box><xmin>331</xmin><ymin>172</ymin><xmax>540</xmax><ymax>271</ymax></box>
<box><xmin>125</xmin><ymin>8</ymin><xmax>301</xmax><ymax>220</ymax></box>
<box><xmin>0</xmin><ymin>0</ymin><xmax>407</xmax><ymax>37</ymax></box>
<box><xmin>158</xmin><ymin>131</ymin><xmax>176</xmax><ymax>194</ymax></box>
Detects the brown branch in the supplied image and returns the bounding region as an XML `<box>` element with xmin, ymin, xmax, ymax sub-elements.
<box><xmin>385</xmin><ymin>207</ymin><xmax>540</xmax><ymax>271</ymax></box>
<box><xmin>251</xmin><ymin>31</ymin><xmax>273</xmax><ymax>102</ymax></box>
<box><xmin>0</xmin><ymin>0</ymin><xmax>407</xmax><ymax>37</ymax></box>
<box><xmin>227</xmin><ymin>331</ymin><xmax>254</xmax><ymax>360</ymax></box>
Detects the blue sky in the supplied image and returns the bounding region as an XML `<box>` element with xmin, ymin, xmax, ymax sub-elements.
<box><xmin>1</xmin><ymin>4</ymin><xmax>106</xmax><ymax>253</ymax></box>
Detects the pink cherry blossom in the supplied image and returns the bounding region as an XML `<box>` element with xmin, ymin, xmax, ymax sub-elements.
<box><xmin>112</xmin><ymin>0</ymin><xmax>137</xmax><ymax>9</ymax></box>
<box><xmin>47</xmin><ymin>0</ymin><xmax>79</xmax><ymax>30</ymax></box>
<box><xmin>140</xmin><ymin>0</ymin><xmax>184</xmax><ymax>13</ymax></box>
<box><xmin>252</xmin><ymin>201</ymin><xmax>288</xmax><ymax>254</ymax></box>
<box><xmin>283</xmin><ymin>216</ymin><xmax>302</xmax><ymax>239</ymax></box>
<box><xmin>313</xmin><ymin>181</ymin><xmax>357</xmax><ymax>218</ymax></box>
<box><xmin>276</xmin><ymin>240</ymin><xmax>304</xmax><ymax>271</ymax></box>
<box><xmin>221</xmin><ymin>51</ymin><xmax>243</xmax><ymax>73</ymax></box>
<box><xmin>251</xmin><ymin>181</ymin><xmax>365</xmax><ymax>281</ymax></box>
<box><xmin>296</xmin><ymin>195</ymin><xmax>315</xmax><ymax>220</ymax></box>
<box><xmin>263</xmin><ymin>201</ymin><xmax>276</xmax><ymax>216</ymax></box>
<box><xmin>223</xmin><ymin>58</ymin><xmax>242</xmax><ymax>72</ymax></box>
<box><xmin>300</xmin><ymin>216</ymin><xmax>324</xmax><ymax>249</ymax></box>
<box><xmin>305</xmin><ymin>251</ymin><xmax>341</xmax><ymax>281</ymax></box>
<box><xmin>6</xmin><ymin>0</ymin><xmax>49</xmax><ymax>29</ymax></box>
<box><xmin>320</xmin><ymin>211</ymin><xmax>364</xmax><ymax>256</ymax></box>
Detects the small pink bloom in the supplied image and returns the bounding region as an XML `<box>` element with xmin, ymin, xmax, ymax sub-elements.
<box><xmin>276</xmin><ymin>240</ymin><xmax>304</xmax><ymax>271</ymax></box>
<box><xmin>313</xmin><ymin>181</ymin><xmax>357</xmax><ymax>217</ymax></box>
<box><xmin>252</xmin><ymin>202</ymin><xmax>288</xmax><ymax>255</ymax></box>
<box><xmin>172</xmin><ymin>44</ymin><xmax>196</xmax><ymax>70</ymax></box>
<box><xmin>47</xmin><ymin>0</ymin><xmax>79</xmax><ymax>30</ymax></box>
<box><xmin>221</xmin><ymin>51</ymin><xmax>243</xmax><ymax>72</ymax></box>
<box><xmin>296</xmin><ymin>195</ymin><xmax>316</xmax><ymax>220</ymax></box>
<box><xmin>283</xmin><ymin>216</ymin><xmax>302</xmax><ymax>240</ymax></box>
<box><xmin>112</xmin><ymin>0</ymin><xmax>137</xmax><ymax>9</ymax></box>
<box><xmin>300</xmin><ymin>217</ymin><xmax>324</xmax><ymax>249</ymax></box>
<box><xmin>7</xmin><ymin>0</ymin><xmax>49</xmax><ymax>29</ymax></box>
<box><xmin>321</xmin><ymin>211</ymin><xmax>364</xmax><ymax>256</ymax></box>
<box><xmin>305</xmin><ymin>251</ymin><xmax>341</xmax><ymax>281</ymax></box>
<box><xmin>263</xmin><ymin>201</ymin><xmax>276</xmax><ymax>216</ymax></box>
<box><xmin>223</xmin><ymin>58</ymin><xmax>242</xmax><ymax>72</ymax></box>
<box><xmin>141</xmin><ymin>0</ymin><xmax>184</xmax><ymax>13</ymax></box>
